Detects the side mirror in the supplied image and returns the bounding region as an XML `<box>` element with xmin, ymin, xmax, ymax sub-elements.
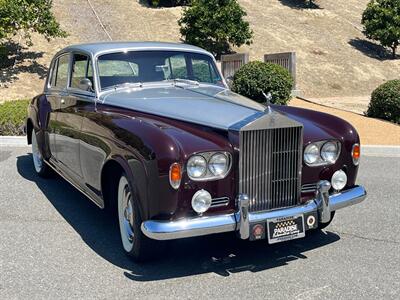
<box><xmin>79</xmin><ymin>78</ymin><xmax>93</xmax><ymax>92</ymax></box>
<box><xmin>225</xmin><ymin>76</ymin><xmax>234</xmax><ymax>89</ymax></box>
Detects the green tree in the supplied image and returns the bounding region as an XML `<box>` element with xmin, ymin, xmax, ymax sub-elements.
<box><xmin>361</xmin><ymin>0</ymin><xmax>400</xmax><ymax>59</ymax></box>
<box><xmin>0</xmin><ymin>0</ymin><xmax>67</xmax><ymax>46</ymax></box>
<box><xmin>178</xmin><ymin>0</ymin><xmax>253</xmax><ymax>58</ymax></box>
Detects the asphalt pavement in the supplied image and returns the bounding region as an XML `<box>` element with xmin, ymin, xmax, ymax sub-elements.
<box><xmin>0</xmin><ymin>146</ymin><xmax>399</xmax><ymax>299</ymax></box>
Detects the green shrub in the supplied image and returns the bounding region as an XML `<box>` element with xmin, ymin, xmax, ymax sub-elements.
<box><xmin>147</xmin><ymin>0</ymin><xmax>190</xmax><ymax>7</ymax></box>
<box><xmin>367</xmin><ymin>80</ymin><xmax>400</xmax><ymax>124</ymax></box>
<box><xmin>178</xmin><ymin>0</ymin><xmax>253</xmax><ymax>58</ymax></box>
<box><xmin>232</xmin><ymin>61</ymin><xmax>294</xmax><ymax>105</ymax></box>
<box><xmin>0</xmin><ymin>99</ymin><xmax>29</xmax><ymax>135</ymax></box>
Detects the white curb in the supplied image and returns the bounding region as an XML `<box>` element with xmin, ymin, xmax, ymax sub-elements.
<box><xmin>362</xmin><ymin>145</ymin><xmax>400</xmax><ymax>157</ymax></box>
<box><xmin>0</xmin><ymin>136</ymin><xmax>27</xmax><ymax>147</ymax></box>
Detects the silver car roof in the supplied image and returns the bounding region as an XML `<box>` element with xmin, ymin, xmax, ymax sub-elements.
<box><xmin>59</xmin><ymin>41</ymin><xmax>213</xmax><ymax>57</ymax></box>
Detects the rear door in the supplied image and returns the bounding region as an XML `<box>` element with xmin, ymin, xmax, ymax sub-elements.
<box><xmin>54</xmin><ymin>53</ymin><xmax>85</xmax><ymax>179</ymax></box>
<box><xmin>47</xmin><ymin>53</ymin><xmax>70</xmax><ymax>160</ymax></box>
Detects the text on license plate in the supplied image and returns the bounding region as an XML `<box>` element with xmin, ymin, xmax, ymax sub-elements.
<box><xmin>267</xmin><ymin>215</ymin><xmax>305</xmax><ymax>244</ymax></box>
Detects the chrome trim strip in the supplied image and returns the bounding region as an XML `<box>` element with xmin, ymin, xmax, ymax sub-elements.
<box><xmin>211</xmin><ymin>197</ymin><xmax>230</xmax><ymax>207</ymax></box>
<box><xmin>141</xmin><ymin>185</ymin><xmax>367</xmax><ymax>240</ymax></box>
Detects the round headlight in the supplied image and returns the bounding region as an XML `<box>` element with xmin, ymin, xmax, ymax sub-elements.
<box><xmin>187</xmin><ymin>155</ymin><xmax>207</xmax><ymax>178</ymax></box>
<box><xmin>321</xmin><ymin>142</ymin><xmax>339</xmax><ymax>163</ymax></box>
<box><xmin>304</xmin><ymin>144</ymin><xmax>320</xmax><ymax>164</ymax></box>
<box><xmin>191</xmin><ymin>190</ymin><xmax>212</xmax><ymax>214</ymax></box>
<box><xmin>208</xmin><ymin>153</ymin><xmax>228</xmax><ymax>176</ymax></box>
<box><xmin>331</xmin><ymin>170</ymin><xmax>347</xmax><ymax>191</ymax></box>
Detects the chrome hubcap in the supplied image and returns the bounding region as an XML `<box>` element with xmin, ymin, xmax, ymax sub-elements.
<box><xmin>122</xmin><ymin>185</ymin><xmax>134</xmax><ymax>243</ymax></box>
<box><xmin>118</xmin><ymin>176</ymin><xmax>135</xmax><ymax>252</ymax></box>
<box><xmin>31</xmin><ymin>133</ymin><xmax>43</xmax><ymax>173</ymax></box>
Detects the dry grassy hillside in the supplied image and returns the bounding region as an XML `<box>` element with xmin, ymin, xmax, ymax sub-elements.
<box><xmin>0</xmin><ymin>0</ymin><xmax>399</xmax><ymax>102</ymax></box>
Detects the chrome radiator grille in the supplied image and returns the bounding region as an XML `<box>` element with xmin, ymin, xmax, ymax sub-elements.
<box><xmin>239</xmin><ymin>126</ymin><xmax>303</xmax><ymax>212</ymax></box>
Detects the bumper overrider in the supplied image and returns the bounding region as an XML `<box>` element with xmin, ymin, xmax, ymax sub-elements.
<box><xmin>141</xmin><ymin>181</ymin><xmax>367</xmax><ymax>241</ymax></box>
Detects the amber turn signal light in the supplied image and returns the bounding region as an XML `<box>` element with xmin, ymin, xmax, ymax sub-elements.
<box><xmin>169</xmin><ymin>163</ymin><xmax>182</xmax><ymax>190</ymax></box>
<box><xmin>352</xmin><ymin>144</ymin><xmax>360</xmax><ymax>165</ymax></box>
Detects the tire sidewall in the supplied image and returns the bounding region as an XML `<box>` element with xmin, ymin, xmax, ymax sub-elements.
<box><xmin>31</xmin><ymin>131</ymin><xmax>48</xmax><ymax>176</ymax></box>
<box><xmin>117</xmin><ymin>173</ymin><xmax>148</xmax><ymax>259</ymax></box>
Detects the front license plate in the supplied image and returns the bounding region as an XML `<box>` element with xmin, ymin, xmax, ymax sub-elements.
<box><xmin>267</xmin><ymin>215</ymin><xmax>305</xmax><ymax>244</ymax></box>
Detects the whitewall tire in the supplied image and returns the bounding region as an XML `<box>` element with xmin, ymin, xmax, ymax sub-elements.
<box><xmin>31</xmin><ymin>131</ymin><xmax>50</xmax><ymax>177</ymax></box>
<box><xmin>117</xmin><ymin>173</ymin><xmax>164</xmax><ymax>261</ymax></box>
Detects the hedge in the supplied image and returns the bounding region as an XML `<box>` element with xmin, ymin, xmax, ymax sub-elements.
<box><xmin>0</xmin><ymin>99</ymin><xmax>29</xmax><ymax>136</ymax></box>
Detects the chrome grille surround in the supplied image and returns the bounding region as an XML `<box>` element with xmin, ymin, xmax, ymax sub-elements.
<box><xmin>237</xmin><ymin>111</ymin><xmax>303</xmax><ymax>212</ymax></box>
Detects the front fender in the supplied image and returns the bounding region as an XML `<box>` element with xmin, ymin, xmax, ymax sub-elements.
<box><xmin>274</xmin><ymin>105</ymin><xmax>360</xmax><ymax>189</ymax></box>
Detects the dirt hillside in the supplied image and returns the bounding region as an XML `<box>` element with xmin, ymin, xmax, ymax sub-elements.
<box><xmin>0</xmin><ymin>0</ymin><xmax>399</xmax><ymax>102</ymax></box>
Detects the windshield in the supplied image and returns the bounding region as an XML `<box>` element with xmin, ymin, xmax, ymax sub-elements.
<box><xmin>97</xmin><ymin>50</ymin><xmax>224</xmax><ymax>90</ymax></box>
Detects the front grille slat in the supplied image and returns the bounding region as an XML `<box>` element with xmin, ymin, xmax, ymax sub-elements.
<box><xmin>240</xmin><ymin>126</ymin><xmax>303</xmax><ymax>212</ymax></box>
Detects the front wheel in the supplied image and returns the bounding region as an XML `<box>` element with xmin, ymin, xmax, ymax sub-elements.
<box><xmin>117</xmin><ymin>174</ymin><xmax>164</xmax><ymax>261</ymax></box>
<box><xmin>317</xmin><ymin>211</ymin><xmax>335</xmax><ymax>230</ymax></box>
<box><xmin>309</xmin><ymin>212</ymin><xmax>336</xmax><ymax>234</ymax></box>
<box><xmin>31</xmin><ymin>131</ymin><xmax>51</xmax><ymax>177</ymax></box>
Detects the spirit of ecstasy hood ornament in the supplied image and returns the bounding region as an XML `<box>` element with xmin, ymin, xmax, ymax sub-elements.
<box><xmin>262</xmin><ymin>91</ymin><xmax>273</xmax><ymax>114</ymax></box>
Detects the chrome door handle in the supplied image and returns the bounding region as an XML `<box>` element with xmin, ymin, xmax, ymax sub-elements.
<box><xmin>61</xmin><ymin>99</ymin><xmax>65</xmax><ymax>105</ymax></box>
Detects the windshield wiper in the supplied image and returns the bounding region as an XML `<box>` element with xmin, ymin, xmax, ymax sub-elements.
<box><xmin>107</xmin><ymin>82</ymin><xmax>143</xmax><ymax>91</ymax></box>
<box><xmin>170</xmin><ymin>78</ymin><xmax>200</xmax><ymax>86</ymax></box>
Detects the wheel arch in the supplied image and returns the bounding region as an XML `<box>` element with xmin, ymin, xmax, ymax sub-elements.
<box><xmin>26</xmin><ymin>118</ymin><xmax>34</xmax><ymax>145</ymax></box>
<box><xmin>100</xmin><ymin>155</ymin><xmax>149</xmax><ymax>220</ymax></box>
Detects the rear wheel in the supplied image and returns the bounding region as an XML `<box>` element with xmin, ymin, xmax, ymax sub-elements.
<box><xmin>31</xmin><ymin>131</ymin><xmax>51</xmax><ymax>177</ymax></box>
<box><xmin>117</xmin><ymin>173</ymin><xmax>164</xmax><ymax>261</ymax></box>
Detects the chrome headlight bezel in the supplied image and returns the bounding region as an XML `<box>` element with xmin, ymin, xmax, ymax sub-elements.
<box><xmin>321</xmin><ymin>141</ymin><xmax>340</xmax><ymax>163</ymax></box>
<box><xmin>187</xmin><ymin>155</ymin><xmax>207</xmax><ymax>178</ymax></box>
<box><xmin>304</xmin><ymin>140</ymin><xmax>341</xmax><ymax>166</ymax></box>
<box><xmin>186</xmin><ymin>151</ymin><xmax>232</xmax><ymax>181</ymax></box>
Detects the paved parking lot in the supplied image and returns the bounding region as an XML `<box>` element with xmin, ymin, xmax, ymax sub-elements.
<box><xmin>0</xmin><ymin>146</ymin><xmax>399</xmax><ymax>299</ymax></box>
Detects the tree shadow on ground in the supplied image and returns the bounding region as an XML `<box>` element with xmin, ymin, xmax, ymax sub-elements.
<box><xmin>16</xmin><ymin>153</ymin><xmax>340</xmax><ymax>281</ymax></box>
<box><xmin>278</xmin><ymin>0</ymin><xmax>322</xmax><ymax>10</ymax></box>
<box><xmin>0</xmin><ymin>41</ymin><xmax>47</xmax><ymax>87</ymax></box>
<box><xmin>348</xmin><ymin>38</ymin><xmax>398</xmax><ymax>61</ymax></box>
<box><xmin>138</xmin><ymin>0</ymin><xmax>189</xmax><ymax>8</ymax></box>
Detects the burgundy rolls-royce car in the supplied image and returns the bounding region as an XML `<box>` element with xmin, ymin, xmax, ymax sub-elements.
<box><xmin>27</xmin><ymin>42</ymin><xmax>366</xmax><ymax>261</ymax></box>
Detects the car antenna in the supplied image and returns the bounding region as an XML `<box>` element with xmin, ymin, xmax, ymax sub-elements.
<box><xmin>262</xmin><ymin>91</ymin><xmax>273</xmax><ymax>114</ymax></box>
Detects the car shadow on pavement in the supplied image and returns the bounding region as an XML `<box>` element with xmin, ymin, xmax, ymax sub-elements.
<box><xmin>17</xmin><ymin>153</ymin><xmax>340</xmax><ymax>281</ymax></box>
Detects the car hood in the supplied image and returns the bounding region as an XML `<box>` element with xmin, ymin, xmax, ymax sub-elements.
<box><xmin>99</xmin><ymin>85</ymin><xmax>267</xmax><ymax>130</ymax></box>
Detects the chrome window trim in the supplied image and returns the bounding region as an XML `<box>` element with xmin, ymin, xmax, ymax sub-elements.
<box><xmin>46</xmin><ymin>52</ymin><xmax>72</xmax><ymax>92</ymax></box>
<box><xmin>94</xmin><ymin>49</ymin><xmax>227</xmax><ymax>94</ymax></box>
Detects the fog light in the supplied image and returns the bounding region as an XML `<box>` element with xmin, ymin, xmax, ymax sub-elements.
<box><xmin>331</xmin><ymin>170</ymin><xmax>347</xmax><ymax>191</ymax></box>
<box><xmin>191</xmin><ymin>190</ymin><xmax>212</xmax><ymax>214</ymax></box>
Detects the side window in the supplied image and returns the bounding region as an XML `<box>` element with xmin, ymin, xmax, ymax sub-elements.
<box><xmin>71</xmin><ymin>54</ymin><xmax>92</xmax><ymax>90</ymax></box>
<box><xmin>55</xmin><ymin>54</ymin><xmax>70</xmax><ymax>89</ymax></box>
<box><xmin>167</xmin><ymin>55</ymin><xmax>188</xmax><ymax>79</ymax></box>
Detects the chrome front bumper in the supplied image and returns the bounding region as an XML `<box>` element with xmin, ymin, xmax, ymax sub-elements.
<box><xmin>141</xmin><ymin>181</ymin><xmax>367</xmax><ymax>241</ymax></box>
